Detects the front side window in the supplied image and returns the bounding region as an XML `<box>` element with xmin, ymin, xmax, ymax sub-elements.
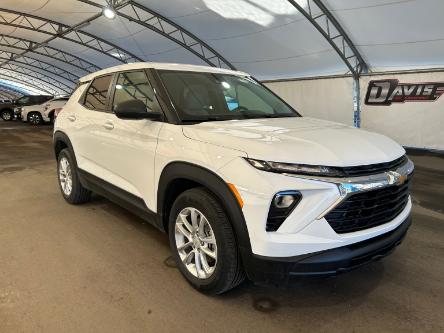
<box><xmin>84</xmin><ymin>75</ymin><xmax>113</xmax><ymax>111</ymax></box>
<box><xmin>158</xmin><ymin>71</ymin><xmax>299</xmax><ymax>122</ymax></box>
<box><xmin>112</xmin><ymin>71</ymin><xmax>156</xmax><ymax>112</ymax></box>
<box><xmin>16</xmin><ymin>96</ymin><xmax>30</xmax><ymax>105</ymax></box>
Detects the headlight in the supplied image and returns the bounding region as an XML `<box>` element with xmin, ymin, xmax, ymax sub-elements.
<box><xmin>244</xmin><ymin>158</ymin><xmax>344</xmax><ymax>177</ymax></box>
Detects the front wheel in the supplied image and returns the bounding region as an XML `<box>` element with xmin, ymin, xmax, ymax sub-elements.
<box><xmin>28</xmin><ymin>112</ymin><xmax>43</xmax><ymax>125</ymax></box>
<box><xmin>1</xmin><ymin>109</ymin><xmax>13</xmax><ymax>121</ymax></box>
<box><xmin>168</xmin><ymin>187</ymin><xmax>245</xmax><ymax>295</ymax></box>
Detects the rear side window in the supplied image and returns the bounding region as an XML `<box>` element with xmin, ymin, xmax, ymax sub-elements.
<box><xmin>112</xmin><ymin>71</ymin><xmax>156</xmax><ymax>112</ymax></box>
<box><xmin>84</xmin><ymin>75</ymin><xmax>113</xmax><ymax>111</ymax></box>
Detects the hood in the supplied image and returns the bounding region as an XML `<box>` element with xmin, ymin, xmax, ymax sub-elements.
<box><xmin>182</xmin><ymin>117</ymin><xmax>405</xmax><ymax>167</ymax></box>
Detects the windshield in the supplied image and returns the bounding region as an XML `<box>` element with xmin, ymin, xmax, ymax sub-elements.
<box><xmin>158</xmin><ymin>71</ymin><xmax>300</xmax><ymax>123</ymax></box>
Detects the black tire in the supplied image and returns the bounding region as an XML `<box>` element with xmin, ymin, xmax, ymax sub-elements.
<box><xmin>28</xmin><ymin>112</ymin><xmax>43</xmax><ymax>125</ymax></box>
<box><xmin>1</xmin><ymin>109</ymin><xmax>13</xmax><ymax>121</ymax></box>
<box><xmin>57</xmin><ymin>148</ymin><xmax>91</xmax><ymax>204</ymax></box>
<box><xmin>168</xmin><ymin>187</ymin><xmax>245</xmax><ymax>295</ymax></box>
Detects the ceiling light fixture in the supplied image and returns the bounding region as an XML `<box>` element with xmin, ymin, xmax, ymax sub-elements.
<box><xmin>103</xmin><ymin>6</ymin><xmax>116</xmax><ymax>19</ymax></box>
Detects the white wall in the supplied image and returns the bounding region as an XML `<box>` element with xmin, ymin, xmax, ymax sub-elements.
<box><xmin>360</xmin><ymin>72</ymin><xmax>444</xmax><ymax>151</ymax></box>
<box><xmin>265</xmin><ymin>72</ymin><xmax>444</xmax><ymax>150</ymax></box>
<box><xmin>265</xmin><ymin>77</ymin><xmax>354</xmax><ymax>126</ymax></box>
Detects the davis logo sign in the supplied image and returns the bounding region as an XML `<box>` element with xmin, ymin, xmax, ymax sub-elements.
<box><xmin>365</xmin><ymin>79</ymin><xmax>444</xmax><ymax>105</ymax></box>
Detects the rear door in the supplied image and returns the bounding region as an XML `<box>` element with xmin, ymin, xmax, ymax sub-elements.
<box><xmin>69</xmin><ymin>74</ymin><xmax>114</xmax><ymax>178</ymax></box>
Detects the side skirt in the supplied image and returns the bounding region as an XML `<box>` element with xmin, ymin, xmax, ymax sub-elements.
<box><xmin>77</xmin><ymin>169</ymin><xmax>164</xmax><ymax>232</ymax></box>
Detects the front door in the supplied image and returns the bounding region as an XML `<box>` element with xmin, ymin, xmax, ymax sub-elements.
<box><xmin>96</xmin><ymin>70</ymin><xmax>163</xmax><ymax>210</ymax></box>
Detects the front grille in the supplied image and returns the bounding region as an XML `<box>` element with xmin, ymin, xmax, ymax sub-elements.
<box><xmin>325</xmin><ymin>176</ymin><xmax>411</xmax><ymax>234</ymax></box>
<box><xmin>339</xmin><ymin>155</ymin><xmax>408</xmax><ymax>177</ymax></box>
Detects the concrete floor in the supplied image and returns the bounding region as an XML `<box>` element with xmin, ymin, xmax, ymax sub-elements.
<box><xmin>1</xmin><ymin>120</ymin><xmax>443</xmax><ymax>333</ymax></box>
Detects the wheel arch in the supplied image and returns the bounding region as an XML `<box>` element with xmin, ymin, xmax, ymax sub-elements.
<box><xmin>53</xmin><ymin>131</ymin><xmax>77</xmax><ymax>165</ymax></box>
<box><xmin>47</xmin><ymin>109</ymin><xmax>55</xmax><ymax>119</ymax></box>
<box><xmin>157</xmin><ymin>162</ymin><xmax>252</xmax><ymax>253</ymax></box>
<box><xmin>27</xmin><ymin>110</ymin><xmax>42</xmax><ymax>121</ymax></box>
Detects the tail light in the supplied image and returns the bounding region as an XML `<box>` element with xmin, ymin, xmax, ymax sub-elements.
<box><xmin>54</xmin><ymin>108</ymin><xmax>63</xmax><ymax>120</ymax></box>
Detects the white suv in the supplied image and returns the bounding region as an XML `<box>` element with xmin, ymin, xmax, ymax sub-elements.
<box><xmin>22</xmin><ymin>97</ymin><xmax>69</xmax><ymax>125</ymax></box>
<box><xmin>54</xmin><ymin>62</ymin><xmax>414</xmax><ymax>294</ymax></box>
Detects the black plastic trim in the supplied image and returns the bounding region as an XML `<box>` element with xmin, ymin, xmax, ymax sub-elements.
<box><xmin>77</xmin><ymin>169</ymin><xmax>162</xmax><ymax>230</ymax></box>
<box><xmin>53</xmin><ymin>131</ymin><xmax>77</xmax><ymax>165</ymax></box>
<box><xmin>266</xmin><ymin>191</ymin><xmax>302</xmax><ymax>232</ymax></box>
<box><xmin>242</xmin><ymin>216</ymin><xmax>411</xmax><ymax>285</ymax></box>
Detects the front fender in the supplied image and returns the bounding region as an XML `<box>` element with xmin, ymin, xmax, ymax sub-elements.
<box><xmin>157</xmin><ymin>161</ymin><xmax>252</xmax><ymax>254</ymax></box>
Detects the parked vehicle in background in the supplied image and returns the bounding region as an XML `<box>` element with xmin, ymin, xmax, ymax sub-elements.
<box><xmin>0</xmin><ymin>95</ymin><xmax>53</xmax><ymax>121</ymax></box>
<box><xmin>22</xmin><ymin>96</ymin><xmax>69</xmax><ymax>125</ymax></box>
<box><xmin>54</xmin><ymin>62</ymin><xmax>414</xmax><ymax>294</ymax></box>
<box><xmin>0</xmin><ymin>99</ymin><xmax>12</xmax><ymax>104</ymax></box>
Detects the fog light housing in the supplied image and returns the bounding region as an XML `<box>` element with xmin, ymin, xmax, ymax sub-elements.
<box><xmin>274</xmin><ymin>193</ymin><xmax>297</xmax><ymax>208</ymax></box>
<box><xmin>266</xmin><ymin>191</ymin><xmax>302</xmax><ymax>232</ymax></box>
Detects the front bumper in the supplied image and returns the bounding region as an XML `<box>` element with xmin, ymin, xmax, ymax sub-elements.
<box><xmin>219</xmin><ymin>156</ymin><xmax>414</xmax><ymax>258</ymax></box>
<box><xmin>242</xmin><ymin>215</ymin><xmax>411</xmax><ymax>285</ymax></box>
<box><xmin>14</xmin><ymin>108</ymin><xmax>22</xmax><ymax>119</ymax></box>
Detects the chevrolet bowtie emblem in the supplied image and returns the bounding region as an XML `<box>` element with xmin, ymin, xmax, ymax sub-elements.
<box><xmin>386</xmin><ymin>171</ymin><xmax>408</xmax><ymax>185</ymax></box>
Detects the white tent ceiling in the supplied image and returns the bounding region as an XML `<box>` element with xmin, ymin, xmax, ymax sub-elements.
<box><xmin>0</xmin><ymin>0</ymin><xmax>443</xmax><ymax>95</ymax></box>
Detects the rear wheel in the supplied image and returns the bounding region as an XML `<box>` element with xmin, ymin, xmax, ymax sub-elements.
<box><xmin>57</xmin><ymin>148</ymin><xmax>91</xmax><ymax>204</ymax></box>
<box><xmin>28</xmin><ymin>112</ymin><xmax>43</xmax><ymax>125</ymax></box>
<box><xmin>168</xmin><ymin>187</ymin><xmax>245</xmax><ymax>295</ymax></box>
<box><xmin>1</xmin><ymin>109</ymin><xmax>13</xmax><ymax>121</ymax></box>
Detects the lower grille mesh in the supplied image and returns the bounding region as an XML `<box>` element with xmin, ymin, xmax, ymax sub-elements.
<box><xmin>325</xmin><ymin>176</ymin><xmax>411</xmax><ymax>234</ymax></box>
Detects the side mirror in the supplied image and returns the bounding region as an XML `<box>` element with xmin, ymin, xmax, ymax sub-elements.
<box><xmin>114</xmin><ymin>99</ymin><xmax>161</xmax><ymax>120</ymax></box>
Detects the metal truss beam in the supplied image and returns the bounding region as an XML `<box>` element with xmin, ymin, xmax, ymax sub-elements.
<box><xmin>0</xmin><ymin>71</ymin><xmax>56</xmax><ymax>95</ymax></box>
<box><xmin>0</xmin><ymin>91</ymin><xmax>14</xmax><ymax>100</ymax></box>
<box><xmin>287</xmin><ymin>0</ymin><xmax>367</xmax><ymax>78</ymax></box>
<box><xmin>0</xmin><ymin>84</ymin><xmax>22</xmax><ymax>97</ymax></box>
<box><xmin>78</xmin><ymin>0</ymin><xmax>235</xmax><ymax>69</ymax></box>
<box><xmin>0</xmin><ymin>89</ymin><xmax>19</xmax><ymax>99</ymax></box>
<box><xmin>0</xmin><ymin>34</ymin><xmax>100</xmax><ymax>73</ymax></box>
<box><xmin>0</xmin><ymin>51</ymin><xmax>80</xmax><ymax>84</ymax></box>
<box><xmin>0</xmin><ymin>8</ymin><xmax>142</xmax><ymax>66</ymax></box>
<box><xmin>0</xmin><ymin>64</ymin><xmax>72</xmax><ymax>94</ymax></box>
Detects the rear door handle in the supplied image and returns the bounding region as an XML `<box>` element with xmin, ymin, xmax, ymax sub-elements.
<box><xmin>103</xmin><ymin>121</ymin><xmax>114</xmax><ymax>130</ymax></box>
<box><xmin>67</xmin><ymin>114</ymin><xmax>76</xmax><ymax>122</ymax></box>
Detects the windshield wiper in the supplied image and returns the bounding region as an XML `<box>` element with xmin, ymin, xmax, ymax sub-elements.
<box><xmin>238</xmin><ymin>111</ymin><xmax>297</xmax><ymax>119</ymax></box>
<box><xmin>181</xmin><ymin>116</ymin><xmax>232</xmax><ymax>123</ymax></box>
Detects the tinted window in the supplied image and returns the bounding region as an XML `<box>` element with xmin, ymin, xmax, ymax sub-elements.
<box><xmin>84</xmin><ymin>75</ymin><xmax>112</xmax><ymax>111</ymax></box>
<box><xmin>112</xmin><ymin>71</ymin><xmax>156</xmax><ymax>112</ymax></box>
<box><xmin>16</xmin><ymin>96</ymin><xmax>30</xmax><ymax>105</ymax></box>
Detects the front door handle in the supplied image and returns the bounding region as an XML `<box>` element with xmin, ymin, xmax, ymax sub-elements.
<box><xmin>103</xmin><ymin>121</ymin><xmax>114</xmax><ymax>130</ymax></box>
<box><xmin>67</xmin><ymin>114</ymin><xmax>76</xmax><ymax>122</ymax></box>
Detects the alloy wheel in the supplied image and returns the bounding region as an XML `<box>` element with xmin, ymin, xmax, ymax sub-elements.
<box><xmin>59</xmin><ymin>157</ymin><xmax>73</xmax><ymax>196</ymax></box>
<box><xmin>29</xmin><ymin>114</ymin><xmax>41</xmax><ymax>125</ymax></box>
<box><xmin>175</xmin><ymin>207</ymin><xmax>217</xmax><ymax>279</ymax></box>
<box><xmin>2</xmin><ymin>112</ymin><xmax>11</xmax><ymax>121</ymax></box>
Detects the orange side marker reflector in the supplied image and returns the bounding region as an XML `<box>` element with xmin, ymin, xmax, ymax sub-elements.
<box><xmin>227</xmin><ymin>183</ymin><xmax>244</xmax><ymax>208</ymax></box>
